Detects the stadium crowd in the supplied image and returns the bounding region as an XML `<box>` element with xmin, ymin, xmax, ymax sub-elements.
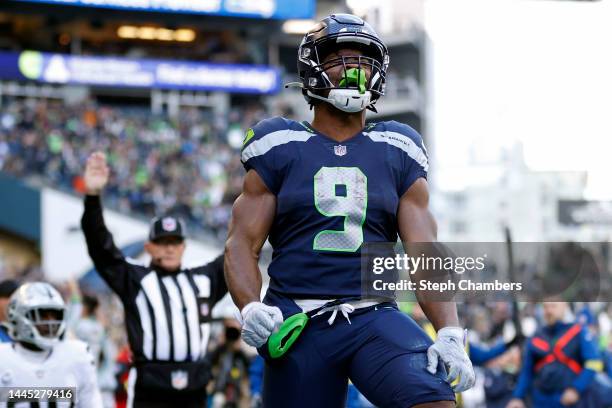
<box><xmin>0</xmin><ymin>98</ymin><xmax>277</xmax><ymax>239</ymax></box>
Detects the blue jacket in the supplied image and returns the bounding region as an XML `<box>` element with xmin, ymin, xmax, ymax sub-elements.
<box><xmin>470</xmin><ymin>340</ymin><xmax>508</xmax><ymax>366</ymax></box>
<box><xmin>0</xmin><ymin>324</ymin><xmax>12</xmax><ymax>343</ymax></box>
<box><xmin>513</xmin><ymin>322</ymin><xmax>602</xmax><ymax>406</ymax></box>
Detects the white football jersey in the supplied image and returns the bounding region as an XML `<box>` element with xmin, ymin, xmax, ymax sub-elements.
<box><xmin>0</xmin><ymin>340</ymin><xmax>103</xmax><ymax>408</ymax></box>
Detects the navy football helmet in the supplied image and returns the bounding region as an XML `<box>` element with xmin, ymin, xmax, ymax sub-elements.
<box><xmin>291</xmin><ymin>14</ymin><xmax>389</xmax><ymax>113</ymax></box>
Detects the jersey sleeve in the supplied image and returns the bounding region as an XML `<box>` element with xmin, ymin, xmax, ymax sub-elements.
<box><xmin>70</xmin><ymin>340</ymin><xmax>104</xmax><ymax>408</ymax></box>
<box><xmin>193</xmin><ymin>253</ymin><xmax>227</xmax><ymax>305</ymax></box>
<box><xmin>81</xmin><ymin>195</ymin><xmax>134</xmax><ymax>299</ymax></box>
<box><xmin>385</xmin><ymin>121</ymin><xmax>429</xmax><ymax>196</ymax></box>
<box><xmin>573</xmin><ymin>326</ymin><xmax>602</xmax><ymax>391</ymax></box>
<box><xmin>240</xmin><ymin>117</ymin><xmax>289</xmax><ymax>195</ymax></box>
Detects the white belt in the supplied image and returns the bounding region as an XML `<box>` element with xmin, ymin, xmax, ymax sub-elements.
<box><xmin>293</xmin><ymin>298</ymin><xmax>385</xmax><ymax>325</ymax></box>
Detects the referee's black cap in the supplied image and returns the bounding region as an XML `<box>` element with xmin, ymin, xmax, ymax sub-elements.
<box><xmin>149</xmin><ymin>216</ymin><xmax>186</xmax><ymax>242</ymax></box>
<box><xmin>0</xmin><ymin>279</ymin><xmax>19</xmax><ymax>298</ymax></box>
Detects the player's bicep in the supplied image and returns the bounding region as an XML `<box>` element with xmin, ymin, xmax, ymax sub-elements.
<box><xmin>227</xmin><ymin>169</ymin><xmax>276</xmax><ymax>254</ymax></box>
<box><xmin>397</xmin><ymin>178</ymin><xmax>437</xmax><ymax>243</ymax></box>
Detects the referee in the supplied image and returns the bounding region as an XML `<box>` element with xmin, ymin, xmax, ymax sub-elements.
<box><xmin>81</xmin><ymin>151</ymin><xmax>226</xmax><ymax>408</ymax></box>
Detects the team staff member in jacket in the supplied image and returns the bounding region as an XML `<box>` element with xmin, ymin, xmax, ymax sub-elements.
<box><xmin>507</xmin><ymin>302</ymin><xmax>603</xmax><ymax>408</ymax></box>
<box><xmin>81</xmin><ymin>151</ymin><xmax>227</xmax><ymax>408</ymax></box>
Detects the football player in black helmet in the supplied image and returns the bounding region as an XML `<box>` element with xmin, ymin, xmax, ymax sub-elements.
<box><xmin>292</xmin><ymin>13</ymin><xmax>389</xmax><ymax>113</ymax></box>
<box><xmin>226</xmin><ymin>13</ymin><xmax>474</xmax><ymax>407</ymax></box>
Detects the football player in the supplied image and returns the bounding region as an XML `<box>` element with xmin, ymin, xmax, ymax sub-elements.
<box><xmin>0</xmin><ymin>282</ymin><xmax>103</xmax><ymax>407</ymax></box>
<box><xmin>225</xmin><ymin>14</ymin><xmax>475</xmax><ymax>407</ymax></box>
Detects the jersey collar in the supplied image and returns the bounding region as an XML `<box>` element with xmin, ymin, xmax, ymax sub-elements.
<box><xmin>301</xmin><ymin>121</ymin><xmax>376</xmax><ymax>144</ymax></box>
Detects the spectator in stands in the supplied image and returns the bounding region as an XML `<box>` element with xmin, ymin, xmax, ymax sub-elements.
<box><xmin>0</xmin><ymin>98</ymin><xmax>254</xmax><ymax>238</ymax></box>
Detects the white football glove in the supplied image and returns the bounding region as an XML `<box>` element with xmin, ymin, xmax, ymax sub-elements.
<box><xmin>240</xmin><ymin>302</ymin><xmax>284</xmax><ymax>348</ymax></box>
<box><xmin>426</xmin><ymin>327</ymin><xmax>476</xmax><ymax>392</ymax></box>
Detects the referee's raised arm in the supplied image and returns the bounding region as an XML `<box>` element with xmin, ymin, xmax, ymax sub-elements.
<box><xmin>81</xmin><ymin>151</ymin><xmax>131</xmax><ymax>298</ymax></box>
<box><xmin>80</xmin><ymin>152</ymin><xmax>228</xmax><ymax>408</ymax></box>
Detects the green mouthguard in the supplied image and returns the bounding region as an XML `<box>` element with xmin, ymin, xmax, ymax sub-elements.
<box><xmin>268</xmin><ymin>313</ymin><xmax>309</xmax><ymax>359</ymax></box>
<box><xmin>338</xmin><ymin>67</ymin><xmax>367</xmax><ymax>94</ymax></box>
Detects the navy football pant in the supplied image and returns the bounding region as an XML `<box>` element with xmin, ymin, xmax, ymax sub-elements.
<box><xmin>259</xmin><ymin>304</ymin><xmax>455</xmax><ymax>408</ymax></box>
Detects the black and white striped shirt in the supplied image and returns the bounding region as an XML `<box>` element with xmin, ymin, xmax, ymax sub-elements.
<box><xmin>81</xmin><ymin>195</ymin><xmax>226</xmax><ymax>364</ymax></box>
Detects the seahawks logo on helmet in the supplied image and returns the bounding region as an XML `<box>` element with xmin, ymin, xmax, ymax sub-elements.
<box><xmin>290</xmin><ymin>14</ymin><xmax>390</xmax><ymax>113</ymax></box>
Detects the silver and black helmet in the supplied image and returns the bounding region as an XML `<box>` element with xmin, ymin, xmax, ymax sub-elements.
<box><xmin>6</xmin><ymin>282</ymin><xmax>66</xmax><ymax>350</ymax></box>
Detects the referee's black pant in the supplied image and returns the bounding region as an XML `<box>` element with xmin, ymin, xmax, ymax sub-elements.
<box><xmin>132</xmin><ymin>388</ymin><xmax>207</xmax><ymax>408</ymax></box>
<box><xmin>127</xmin><ymin>365</ymin><xmax>208</xmax><ymax>408</ymax></box>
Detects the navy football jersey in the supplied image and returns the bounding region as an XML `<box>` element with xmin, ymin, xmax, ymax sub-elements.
<box><xmin>241</xmin><ymin>117</ymin><xmax>428</xmax><ymax>298</ymax></box>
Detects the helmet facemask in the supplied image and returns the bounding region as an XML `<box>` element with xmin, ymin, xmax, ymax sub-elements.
<box><xmin>17</xmin><ymin>306</ymin><xmax>66</xmax><ymax>350</ymax></box>
<box><xmin>296</xmin><ymin>21</ymin><xmax>390</xmax><ymax>113</ymax></box>
<box><xmin>7</xmin><ymin>282</ymin><xmax>67</xmax><ymax>350</ymax></box>
<box><xmin>305</xmin><ymin>53</ymin><xmax>386</xmax><ymax>113</ymax></box>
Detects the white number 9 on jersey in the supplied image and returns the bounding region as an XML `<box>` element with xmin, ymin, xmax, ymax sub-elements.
<box><xmin>313</xmin><ymin>167</ymin><xmax>367</xmax><ymax>252</ymax></box>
